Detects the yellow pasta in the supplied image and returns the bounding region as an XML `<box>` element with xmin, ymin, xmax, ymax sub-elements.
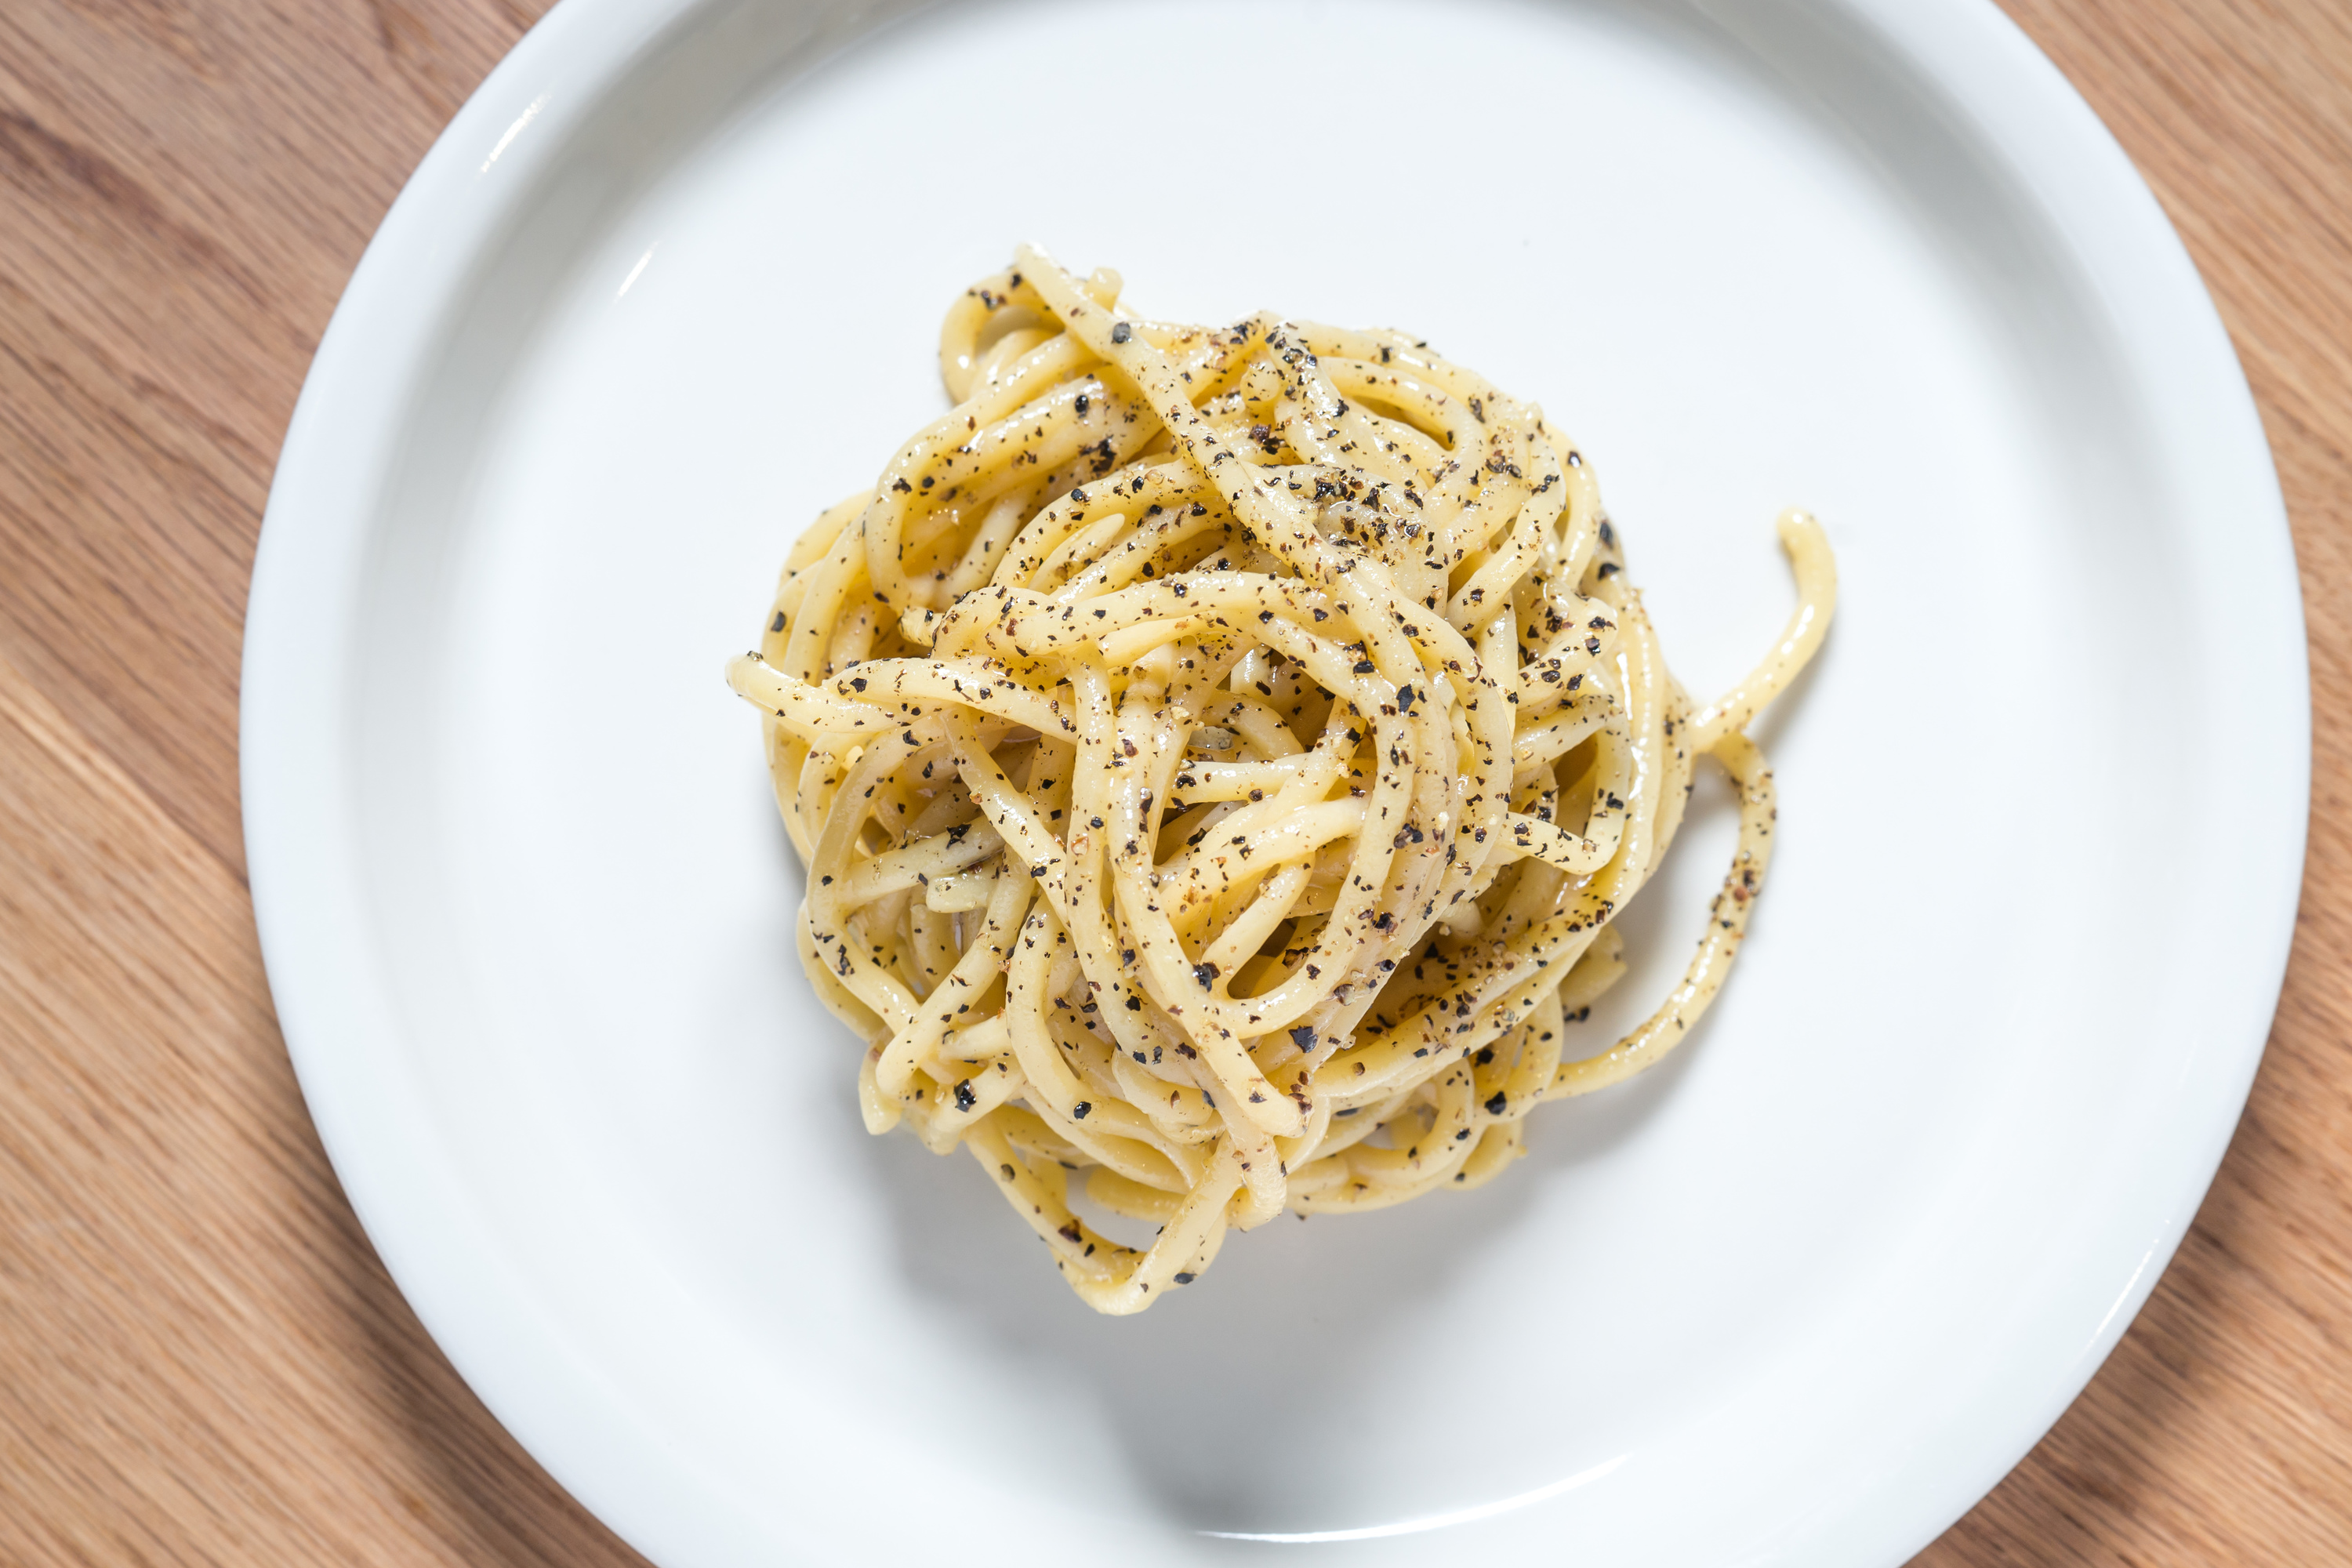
<box><xmin>726</xmin><ymin>247</ymin><xmax>1835</xmax><ymax>1312</ymax></box>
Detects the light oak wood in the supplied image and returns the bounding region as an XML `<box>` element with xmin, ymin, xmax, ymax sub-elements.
<box><xmin>0</xmin><ymin>1</ymin><xmax>2343</xmax><ymax>1561</ymax></box>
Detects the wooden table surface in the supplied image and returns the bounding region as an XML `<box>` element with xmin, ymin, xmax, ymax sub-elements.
<box><xmin>2</xmin><ymin>0</ymin><xmax>2347</xmax><ymax>1561</ymax></box>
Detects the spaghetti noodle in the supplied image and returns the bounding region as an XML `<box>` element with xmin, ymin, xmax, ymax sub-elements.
<box><xmin>727</xmin><ymin>248</ymin><xmax>1834</xmax><ymax>1312</ymax></box>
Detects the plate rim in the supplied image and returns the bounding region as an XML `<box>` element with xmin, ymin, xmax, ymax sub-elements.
<box><xmin>238</xmin><ymin>0</ymin><xmax>2311</xmax><ymax>1563</ymax></box>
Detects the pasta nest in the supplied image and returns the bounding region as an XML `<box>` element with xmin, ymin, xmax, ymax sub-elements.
<box><xmin>728</xmin><ymin>246</ymin><xmax>1833</xmax><ymax>1313</ymax></box>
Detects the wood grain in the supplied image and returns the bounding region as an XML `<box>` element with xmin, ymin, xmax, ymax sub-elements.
<box><xmin>0</xmin><ymin>0</ymin><xmax>2343</xmax><ymax>1562</ymax></box>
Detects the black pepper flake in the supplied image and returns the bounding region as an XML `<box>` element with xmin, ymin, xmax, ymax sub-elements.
<box><xmin>1290</xmin><ymin>1025</ymin><xmax>1316</xmax><ymax>1050</ymax></box>
<box><xmin>1072</xmin><ymin>1100</ymin><xmax>1092</xmax><ymax>1119</ymax></box>
<box><xmin>1110</xmin><ymin>321</ymin><xmax>1133</xmax><ymax>343</ymax></box>
<box><xmin>768</xmin><ymin>612</ymin><xmax>786</xmax><ymax>633</ymax></box>
<box><xmin>953</xmin><ymin>1080</ymin><xmax>977</xmax><ymax>1112</ymax></box>
<box><xmin>1174</xmin><ymin>1271</ymin><xmax>1196</xmax><ymax>1284</ymax></box>
<box><xmin>1075</xmin><ymin>393</ymin><xmax>1090</xmax><ymax>415</ymax></box>
<box><xmin>1192</xmin><ymin>961</ymin><xmax>1220</xmax><ymax>989</ymax></box>
<box><xmin>1484</xmin><ymin>1091</ymin><xmax>1508</xmax><ymax>1116</ymax></box>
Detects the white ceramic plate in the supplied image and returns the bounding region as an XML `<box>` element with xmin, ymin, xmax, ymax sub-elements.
<box><xmin>241</xmin><ymin>1</ymin><xmax>2307</xmax><ymax>1563</ymax></box>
